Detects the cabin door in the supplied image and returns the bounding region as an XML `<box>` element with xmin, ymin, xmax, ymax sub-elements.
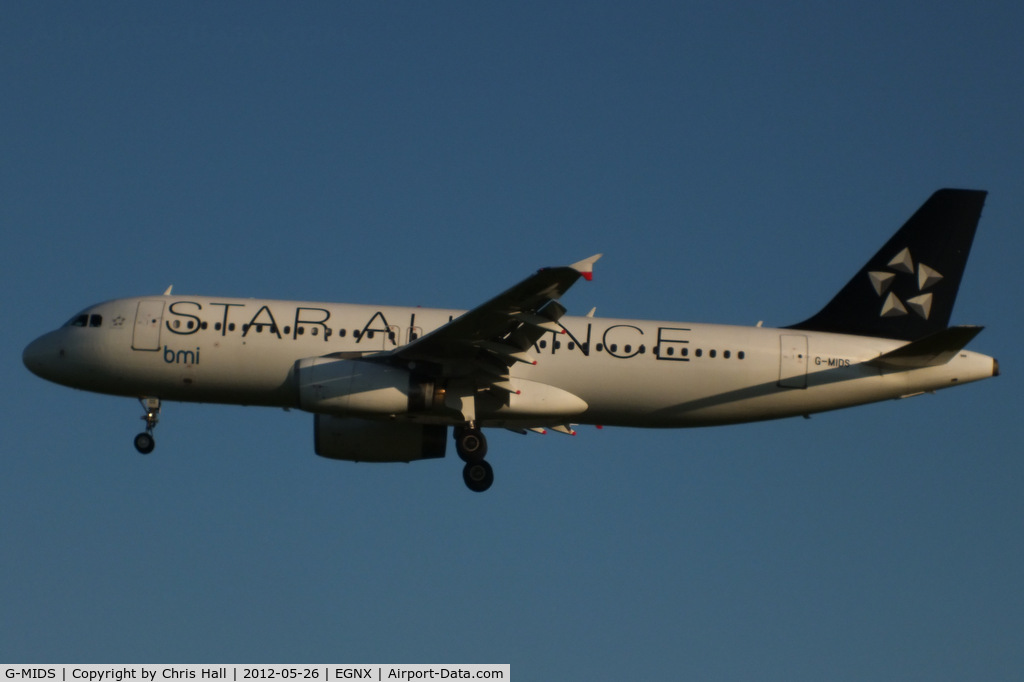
<box><xmin>778</xmin><ymin>334</ymin><xmax>808</xmax><ymax>388</ymax></box>
<box><xmin>132</xmin><ymin>300</ymin><xmax>165</xmax><ymax>351</ymax></box>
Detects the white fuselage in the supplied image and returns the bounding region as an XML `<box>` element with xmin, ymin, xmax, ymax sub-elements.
<box><xmin>23</xmin><ymin>295</ymin><xmax>997</xmax><ymax>428</ymax></box>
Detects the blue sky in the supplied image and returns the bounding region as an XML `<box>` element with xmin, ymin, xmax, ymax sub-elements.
<box><xmin>3</xmin><ymin>2</ymin><xmax>1022</xmax><ymax>678</ymax></box>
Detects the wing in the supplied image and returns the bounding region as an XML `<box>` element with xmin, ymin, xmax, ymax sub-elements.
<box><xmin>374</xmin><ymin>255</ymin><xmax>600</xmax><ymax>424</ymax></box>
<box><xmin>303</xmin><ymin>255</ymin><xmax>599</xmax><ymax>428</ymax></box>
<box><xmin>391</xmin><ymin>254</ymin><xmax>601</xmax><ymax>371</ymax></box>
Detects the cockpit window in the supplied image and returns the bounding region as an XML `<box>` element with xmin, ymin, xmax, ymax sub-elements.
<box><xmin>65</xmin><ymin>313</ymin><xmax>102</xmax><ymax>328</ymax></box>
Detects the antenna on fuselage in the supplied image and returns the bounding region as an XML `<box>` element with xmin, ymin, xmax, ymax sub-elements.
<box><xmin>163</xmin><ymin>285</ymin><xmax>173</xmax><ymax>296</ymax></box>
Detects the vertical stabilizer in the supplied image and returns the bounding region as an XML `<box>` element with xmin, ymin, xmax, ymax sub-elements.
<box><xmin>789</xmin><ymin>189</ymin><xmax>986</xmax><ymax>341</ymax></box>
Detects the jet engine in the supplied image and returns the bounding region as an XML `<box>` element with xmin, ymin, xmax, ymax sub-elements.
<box><xmin>297</xmin><ymin>357</ymin><xmax>441</xmax><ymax>416</ymax></box>
<box><xmin>314</xmin><ymin>414</ymin><xmax>447</xmax><ymax>462</ymax></box>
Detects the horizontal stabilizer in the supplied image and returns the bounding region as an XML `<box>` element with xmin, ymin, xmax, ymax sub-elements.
<box><xmin>867</xmin><ymin>325</ymin><xmax>984</xmax><ymax>369</ymax></box>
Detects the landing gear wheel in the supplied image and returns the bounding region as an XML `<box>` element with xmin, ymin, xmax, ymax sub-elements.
<box><xmin>454</xmin><ymin>427</ymin><xmax>488</xmax><ymax>462</ymax></box>
<box><xmin>134</xmin><ymin>432</ymin><xmax>155</xmax><ymax>454</ymax></box>
<box><xmin>463</xmin><ymin>459</ymin><xmax>494</xmax><ymax>493</ymax></box>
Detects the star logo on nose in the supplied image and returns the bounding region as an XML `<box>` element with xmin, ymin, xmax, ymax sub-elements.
<box><xmin>867</xmin><ymin>247</ymin><xmax>943</xmax><ymax>319</ymax></box>
<box><xmin>112</xmin><ymin>315</ymin><xmax>126</xmax><ymax>328</ymax></box>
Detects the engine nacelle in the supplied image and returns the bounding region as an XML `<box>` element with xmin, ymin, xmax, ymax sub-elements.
<box><xmin>314</xmin><ymin>414</ymin><xmax>447</xmax><ymax>462</ymax></box>
<box><xmin>297</xmin><ymin>357</ymin><xmax>438</xmax><ymax>416</ymax></box>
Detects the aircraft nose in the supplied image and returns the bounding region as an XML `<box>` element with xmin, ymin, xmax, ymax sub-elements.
<box><xmin>23</xmin><ymin>332</ymin><xmax>63</xmax><ymax>380</ymax></box>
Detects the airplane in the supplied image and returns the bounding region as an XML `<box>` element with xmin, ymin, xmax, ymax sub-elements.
<box><xmin>23</xmin><ymin>189</ymin><xmax>998</xmax><ymax>492</ymax></box>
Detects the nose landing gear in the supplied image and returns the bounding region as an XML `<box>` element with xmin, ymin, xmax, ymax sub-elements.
<box><xmin>455</xmin><ymin>425</ymin><xmax>493</xmax><ymax>492</ymax></box>
<box><xmin>134</xmin><ymin>397</ymin><xmax>161</xmax><ymax>454</ymax></box>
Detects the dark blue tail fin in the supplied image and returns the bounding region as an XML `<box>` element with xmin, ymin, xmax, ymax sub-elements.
<box><xmin>789</xmin><ymin>189</ymin><xmax>987</xmax><ymax>341</ymax></box>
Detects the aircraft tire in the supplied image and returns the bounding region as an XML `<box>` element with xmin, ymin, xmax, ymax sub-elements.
<box><xmin>455</xmin><ymin>427</ymin><xmax>488</xmax><ymax>462</ymax></box>
<box><xmin>134</xmin><ymin>432</ymin><xmax>155</xmax><ymax>455</ymax></box>
<box><xmin>462</xmin><ymin>459</ymin><xmax>494</xmax><ymax>493</ymax></box>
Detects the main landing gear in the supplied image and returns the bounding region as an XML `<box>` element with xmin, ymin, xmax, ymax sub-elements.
<box><xmin>133</xmin><ymin>397</ymin><xmax>161</xmax><ymax>454</ymax></box>
<box><xmin>455</xmin><ymin>425</ymin><xmax>493</xmax><ymax>493</ymax></box>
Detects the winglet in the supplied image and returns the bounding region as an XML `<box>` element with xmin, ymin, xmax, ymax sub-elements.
<box><xmin>570</xmin><ymin>254</ymin><xmax>602</xmax><ymax>281</ymax></box>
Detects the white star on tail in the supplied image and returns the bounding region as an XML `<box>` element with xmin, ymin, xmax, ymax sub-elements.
<box><xmin>867</xmin><ymin>248</ymin><xmax>943</xmax><ymax>319</ymax></box>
